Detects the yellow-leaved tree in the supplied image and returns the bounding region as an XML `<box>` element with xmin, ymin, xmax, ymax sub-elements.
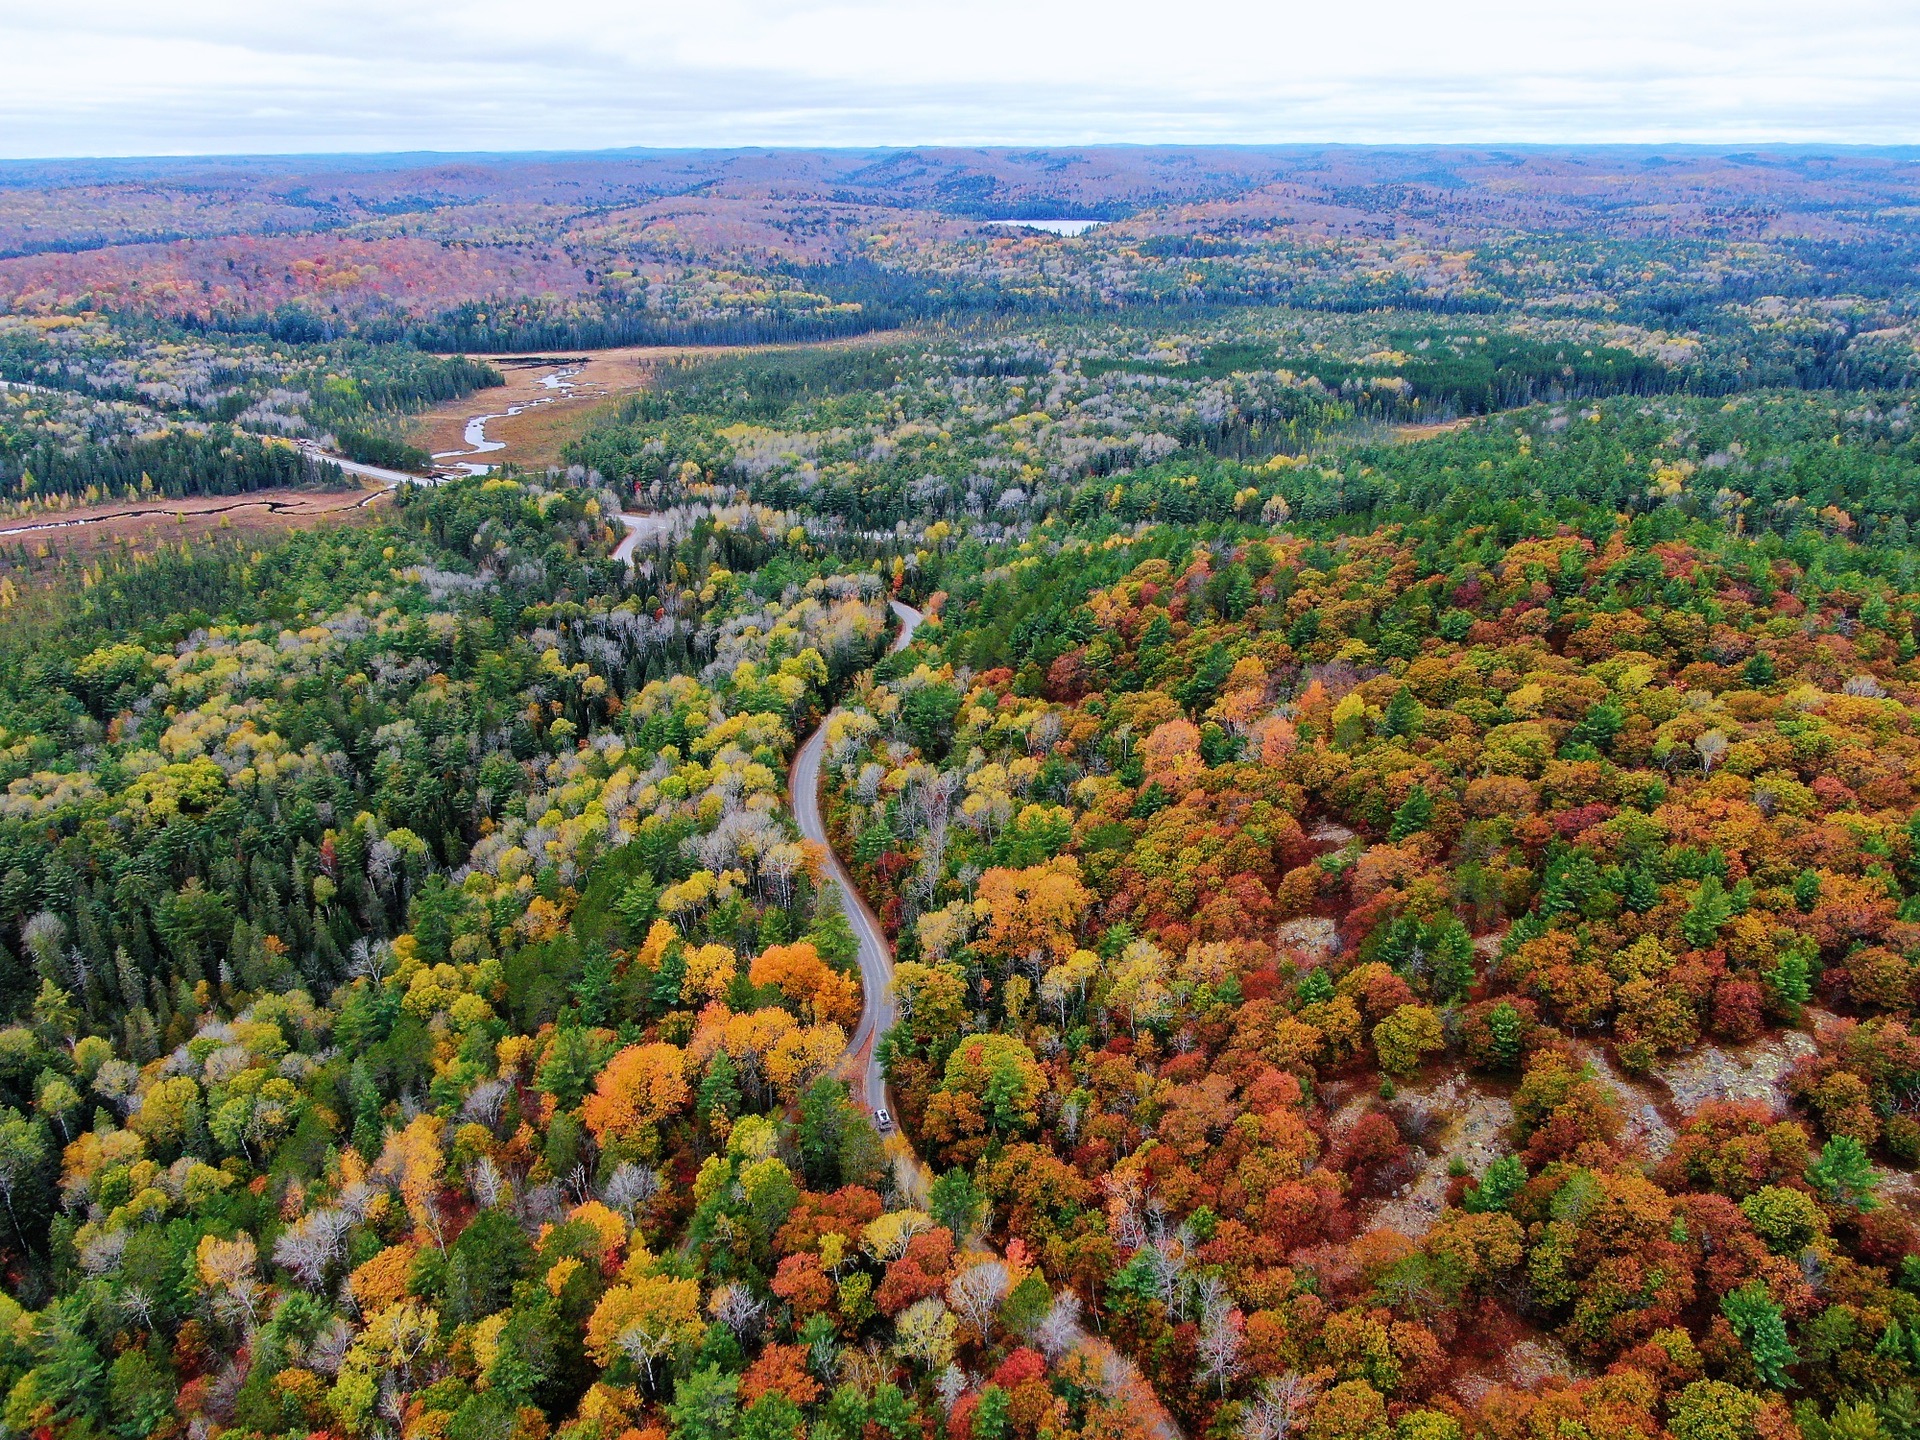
<box><xmin>375</xmin><ymin>1114</ymin><xmax>448</xmax><ymax>1251</ymax></box>
<box><xmin>586</xmin><ymin>1270</ymin><xmax>704</xmax><ymax>1383</ymax></box>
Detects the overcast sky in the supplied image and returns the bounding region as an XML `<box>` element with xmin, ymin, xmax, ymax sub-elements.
<box><xmin>3</xmin><ymin>0</ymin><xmax>1918</xmax><ymax>158</ymax></box>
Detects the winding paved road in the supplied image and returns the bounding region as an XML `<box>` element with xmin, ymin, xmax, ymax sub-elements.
<box><xmin>787</xmin><ymin>616</ymin><xmax>1183</xmax><ymax>1440</ymax></box>
<box><xmin>612</xmin><ymin>510</ymin><xmax>673</xmax><ymax>565</ymax></box>
<box><xmin>293</xmin><ymin>445</ymin><xmax>434</xmax><ymax>491</ymax></box>
<box><xmin>790</xmin><ymin>599</ymin><xmax>924</xmax><ymax>1115</ymax></box>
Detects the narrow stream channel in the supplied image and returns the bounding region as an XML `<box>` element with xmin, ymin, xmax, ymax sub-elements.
<box><xmin>431</xmin><ymin>364</ymin><xmax>584</xmax><ymax>474</ymax></box>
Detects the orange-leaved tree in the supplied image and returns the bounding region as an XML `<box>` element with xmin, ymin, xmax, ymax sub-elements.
<box><xmin>750</xmin><ymin>940</ymin><xmax>861</xmax><ymax>1026</ymax></box>
<box><xmin>582</xmin><ymin>1043</ymin><xmax>692</xmax><ymax>1143</ymax></box>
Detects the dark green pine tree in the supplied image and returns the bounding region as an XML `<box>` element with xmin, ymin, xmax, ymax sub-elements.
<box><xmin>699</xmin><ymin>1049</ymin><xmax>742</xmax><ymax>1136</ymax></box>
<box><xmin>1388</xmin><ymin>784</ymin><xmax>1434</xmax><ymax>842</ymax></box>
<box><xmin>1381</xmin><ymin>686</ymin><xmax>1424</xmax><ymax>739</ymax></box>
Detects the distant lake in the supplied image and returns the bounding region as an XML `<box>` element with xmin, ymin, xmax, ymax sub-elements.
<box><xmin>983</xmin><ymin>218</ymin><xmax>1104</xmax><ymax>236</ymax></box>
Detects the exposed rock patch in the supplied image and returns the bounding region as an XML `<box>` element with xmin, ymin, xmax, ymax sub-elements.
<box><xmin>1452</xmin><ymin>1336</ymin><xmax>1582</xmax><ymax>1405</ymax></box>
<box><xmin>1568</xmin><ymin>1040</ymin><xmax>1677</xmax><ymax>1159</ymax></box>
<box><xmin>1276</xmin><ymin>916</ymin><xmax>1339</xmax><ymax>965</ymax></box>
<box><xmin>1368</xmin><ymin>1073</ymin><xmax>1515</xmax><ymax>1239</ymax></box>
<box><xmin>1655</xmin><ymin>1027</ymin><xmax>1818</xmax><ymax>1115</ymax></box>
<box><xmin>1306</xmin><ymin>819</ymin><xmax>1357</xmax><ymax>846</ymax></box>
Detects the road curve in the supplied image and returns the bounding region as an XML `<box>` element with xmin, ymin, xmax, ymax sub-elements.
<box><xmin>790</xmin><ymin>599</ymin><xmax>924</xmax><ymax>1115</ymax></box>
<box><xmin>294</xmin><ymin>445</ymin><xmax>434</xmax><ymax>490</ymax></box>
<box><xmin>612</xmin><ymin>511</ymin><xmax>673</xmax><ymax>566</ymax></box>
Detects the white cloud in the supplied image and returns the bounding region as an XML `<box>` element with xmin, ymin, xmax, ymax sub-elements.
<box><xmin>1</xmin><ymin>0</ymin><xmax>1917</xmax><ymax>156</ymax></box>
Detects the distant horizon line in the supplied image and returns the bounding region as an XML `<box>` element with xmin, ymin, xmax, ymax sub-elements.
<box><xmin>6</xmin><ymin>138</ymin><xmax>1920</xmax><ymax>169</ymax></box>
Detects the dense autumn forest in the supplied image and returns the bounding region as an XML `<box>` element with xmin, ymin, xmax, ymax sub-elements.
<box><xmin>10</xmin><ymin>146</ymin><xmax>1920</xmax><ymax>1440</ymax></box>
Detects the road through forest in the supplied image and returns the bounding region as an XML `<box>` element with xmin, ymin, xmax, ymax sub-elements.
<box><xmin>787</xmin><ymin>599</ymin><xmax>1182</xmax><ymax>1440</ymax></box>
<box><xmin>790</xmin><ymin>599</ymin><xmax>924</xmax><ymax>1115</ymax></box>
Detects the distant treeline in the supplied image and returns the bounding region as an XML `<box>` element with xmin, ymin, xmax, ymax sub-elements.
<box><xmin>0</xmin><ymin>230</ymin><xmax>206</xmax><ymax>262</ymax></box>
<box><xmin>1</xmin><ymin>326</ymin><xmax>503</xmax><ymax>422</ymax></box>
<box><xmin>0</xmin><ymin>425</ymin><xmax>343</xmax><ymax>502</ymax></box>
<box><xmin>399</xmin><ymin>299</ymin><xmax>883</xmax><ymax>354</ymax></box>
<box><xmin>137</xmin><ymin>249</ymin><xmax>1920</xmax><ymax>401</ymax></box>
<box><xmin>0</xmin><ymin>322</ymin><xmax>495</xmax><ymax>484</ymax></box>
<box><xmin>1072</xmin><ymin>330</ymin><xmax>1680</xmax><ymax>417</ymax></box>
<box><xmin>299</xmin><ymin>347</ymin><xmax>504</xmax><ymax>416</ymax></box>
<box><xmin>1082</xmin><ymin>325</ymin><xmax>1920</xmax><ymax>417</ymax></box>
<box><xmin>614</xmin><ymin>344</ymin><xmax>912</xmax><ymax>425</ymax></box>
<box><xmin>1255</xmin><ymin>331</ymin><xmax>1681</xmax><ymax>415</ymax></box>
<box><xmin>179</xmin><ymin>262</ymin><xmax>1048</xmax><ymax>352</ymax></box>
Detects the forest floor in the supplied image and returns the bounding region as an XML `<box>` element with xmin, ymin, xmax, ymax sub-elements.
<box><xmin>1388</xmin><ymin>416</ymin><xmax>1481</xmax><ymax>444</ymax></box>
<box><xmin>1448</xmin><ymin>1324</ymin><xmax>1584</xmax><ymax>1409</ymax></box>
